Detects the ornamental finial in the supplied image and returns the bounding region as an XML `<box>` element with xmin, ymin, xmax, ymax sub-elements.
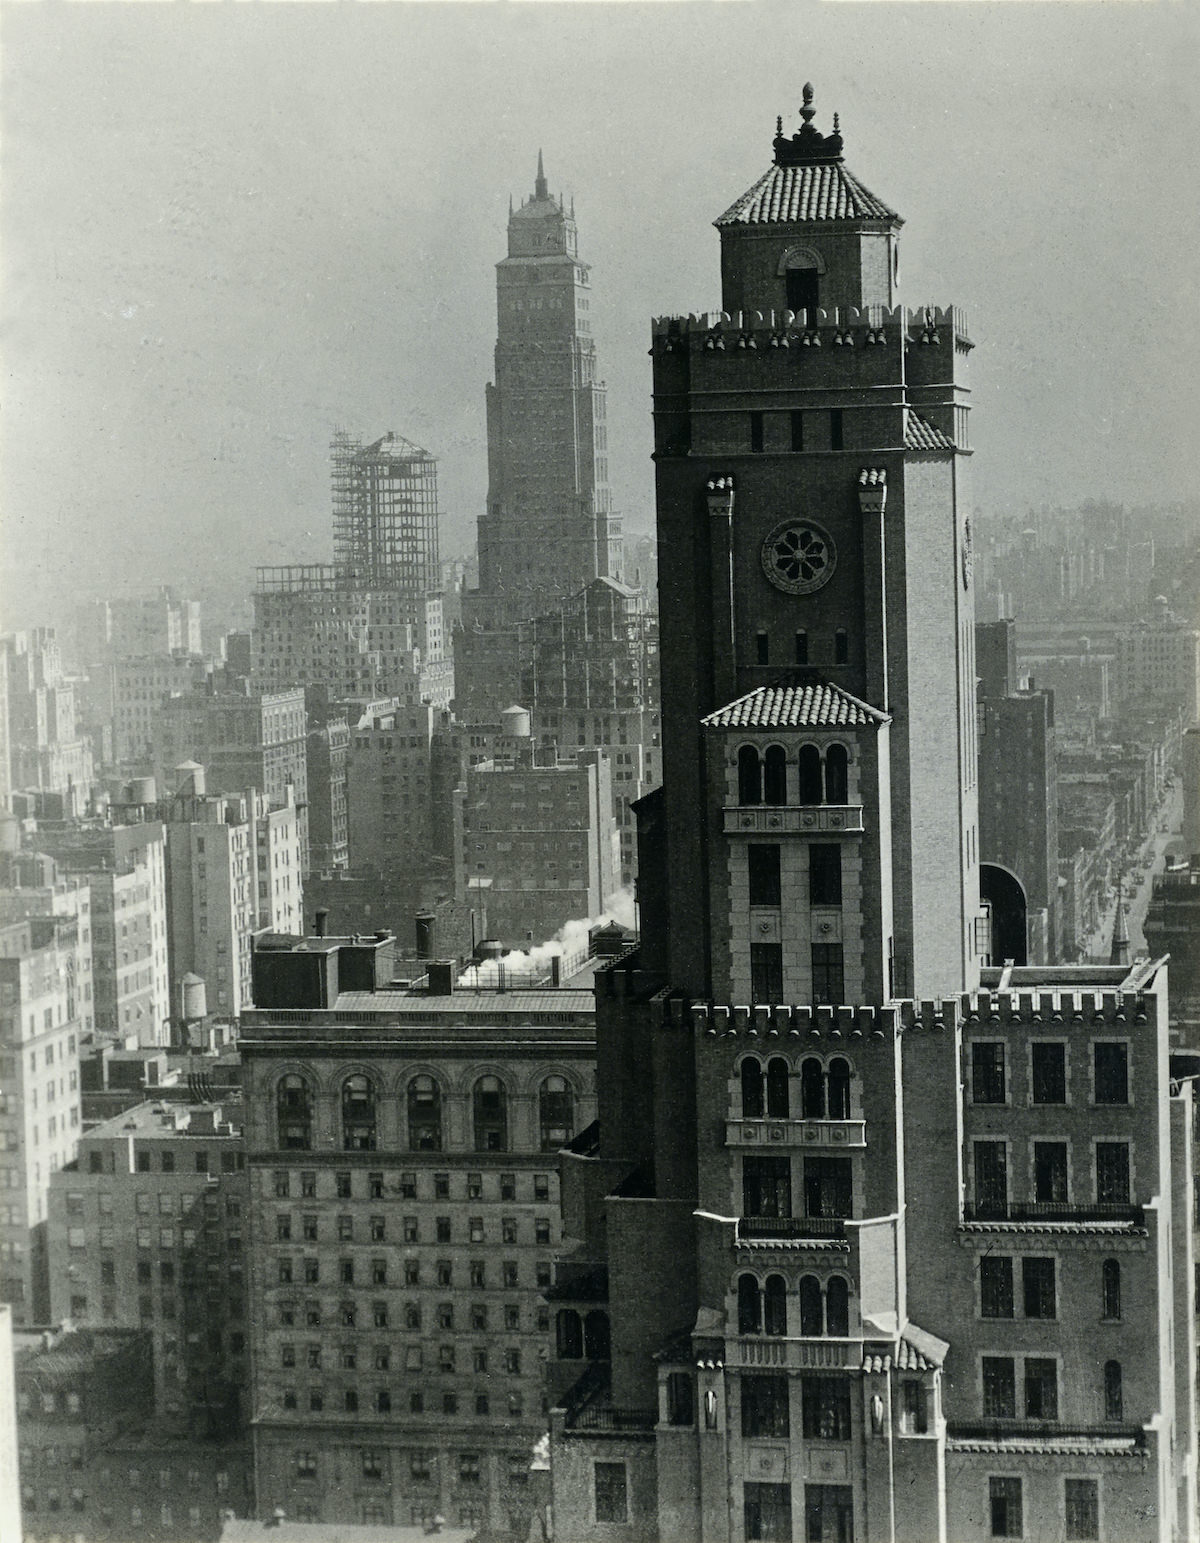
<box><xmin>801</xmin><ymin>82</ymin><xmax>816</xmax><ymax>123</ymax></box>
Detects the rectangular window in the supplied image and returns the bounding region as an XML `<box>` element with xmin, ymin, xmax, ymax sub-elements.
<box><xmin>745</xmin><ymin>1482</ymin><xmax>792</xmax><ymax>1543</ymax></box>
<box><xmin>809</xmin><ymin>845</ymin><xmax>842</xmax><ymax>907</ymax></box>
<box><xmin>666</xmin><ymin>1372</ymin><xmax>694</xmax><ymax>1427</ymax></box>
<box><xmin>982</xmin><ymin>1357</ymin><xmax>1016</xmax><ymax>1418</ymax></box>
<box><xmin>980</xmin><ymin>1256</ymin><xmax>1014</xmax><ymax>1319</ymax></box>
<box><xmin>1094</xmin><ymin>1043</ymin><xmax>1129</xmax><ymax>1104</ymax></box>
<box><xmin>900</xmin><ymin>1380</ymin><xmax>927</xmax><ymax>1435</ymax></box>
<box><xmin>989</xmin><ymin>1477</ymin><xmax>1022</xmax><ymax>1539</ymax></box>
<box><xmin>1034</xmin><ymin>1142</ymin><xmax>1068</xmax><ymax>1204</ymax></box>
<box><xmin>750</xmin><ymin>412</ymin><xmax>764</xmax><ymax>454</ymax></box>
<box><xmin>755</xmin><ymin>632</ymin><xmax>770</xmax><ymax>666</ymax></box>
<box><xmin>594</xmin><ymin>1463</ymin><xmax>628</xmax><ymax>1524</ymax></box>
<box><xmin>1065</xmin><ymin>1479</ymin><xmax>1099</xmax><ymax>1541</ymax></box>
<box><xmin>800</xmin><ymin>1376</ymin><xmax>851</xmax><ymax>1440</ymax></box>
<box><xmin>803</xmin><ymin>1155</ymin><xmax>852</xmax><ymax>1219</ymax></box>
<box><xmin>743</xmin><ymin>1155</ymin><xmax>791</xmax><ymax>1219</ymax></box>
<box><xmin>829</xmin><ymin>408</ymin><xmax>844</xmax><ymax>451</ymax></box>
<box><xmin>1031</xmin><ymin>1043</ymin><xmax>1066</xmax><ymax>1104</ymax></box>
<box><xmin>751</xmin><ymin>943</ymin><xmax>783</xmax><ymax>1003</ymax></box>
<box><xmin>972</xmin><ymin>1043</ymin><xmax>1006</xmax><ymax>1104</ymax></box>
<box><xmin>810</xmin><ymin>943</ymin><xmax>843</xmax><ymax>1005</ymax></box>
<box><xmin>1096</xmin><ymin>1143</ymin><xmax>1130</xmax><ymax>1205</ymax></box>
<box><xmin>300</xmin><ymin>1172</ymin><xmax>316</xmax><ymax>1199</ymax></box>
<box><xmin>335</xmin><ymin>1173</ymin><xmax>351</xmax><ymax>1199</ymax></box>
<box><xmin>748</xmin><ymin>845</ymin><xmax>781</xmax><ymax>907</ymax></box>
<box><xmin>741</xmin><ymin>1375</ymin><xmax>790</xmax><ymax>1439</ymax></box>
<box><xmin>790</xmin><ymin>409</ymin><xmax>804</xmax><ymax>453</ymax></box>
<box><xmin>1024</xmin><ymin>1358</ymin><xmax>1057</xmax><ymax>1420</ymax></box>
<box><xmin>1022</xmin><ymin>1257</ymin><xmax>1056</xmax><ymax>1319</ymax></box>
<box><xmin>795</xmin><ymin>630</ymin><xmax>808</xmax><ymax>666</ymax></box>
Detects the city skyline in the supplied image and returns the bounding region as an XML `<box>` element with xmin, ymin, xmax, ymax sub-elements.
<box><xmin>3</xmin><ymin>2</ymin><xmax>1198</xmax><ymax>630</ymax></box>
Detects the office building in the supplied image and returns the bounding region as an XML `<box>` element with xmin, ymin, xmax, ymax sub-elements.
<box><xmin>2</xmin><ymin>631</ymin><xmax>94</xmax><ymax>818</ymax></box>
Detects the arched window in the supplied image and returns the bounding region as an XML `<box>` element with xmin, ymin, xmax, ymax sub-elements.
<box><xmin>741</xmin><ymin>1059</ymin><xmax>765</xmax><ymax>1119</ymax></box>
<box><xmin>801</xmin><ymin>1059</ymin><xmax>825</xmax><ymax>1119</ymax></box>
<box><xmin>1101</xmin><ymin>1259</ymin><xmax>1121</xmax><ymax>1321</ymax></box>
<box><xmin>473</xmin><ymin>1076</ymin><xmax>508</xmax><ymax>1152</ymax></box>
<box><xmin>825</xmin><ymin>745</ymin><xmax>849</xmax><ymax>804</ymax></box>
<box><xmin>277</xmin><ymin>1075</ymin><xmax>313</xmax><ymax>1150</ymax></box>
<box><xmin>798</xmin><ymin>745</ymin><xmax>823</xmax><ymax>805</ymax></box>
<box><xmin>556</xmin><ymin>1310</ymin><xmax>583</xmax><ymax>1360</ymax></box>
<box><xmin>827</xmin><ymin>1059</ymin><xmax>851</xmax><ymax>1121</ymax></box>
<box><xmin>1104</xmin><ymin>1360</ymin><xmax>1123</xmax><ymax>1421</ymax></box>
<box><xmin>341</xmin><ymin>1075</ymin><xmax>376</xmax><ymax>1151</ymax></box>
<box><xmin>738</xmin><ymin>746</ymin><xmax>763</xmax><ymax>806</ymax></box>
<box><xmin>737</xmin><ymin>1274</ymin><xmax>762</xmax><ymax>1335</ymax></box>
<box><xmin>764</xmin><ymin>1275</ymin><xmax>788</xmax><ymax>1337</ymax></box>
<box><xmin>766</xmin><ymin>1058</ymin><xmax>790</xmax><ymax>1119</ymax></box>
<box><xmin>798</xmin><ymin>1275</ymin><xmax>823</xmax><ymax>1337</ymax></box>
<box><xmin>407</xmin><ymin>1075</ymin><xmax>442</xmax><ymax>1152</ymax></box>
<box><xmin>539</xmin><ymin>1076</ymin><xmax>574</xmax><ymax>1151</ymax></box>
<box><xmin>584</xmin><ymin>1310</ymin><xmax>611</xmax><ymax>1361</ymax></box>
<box><xmin>826</xmin><ymin>1277</ymin><xmax>850</xmax><ymax>1337</ymax></box>
<box><xmin>763</xmin><ymin>745</ymin><xmax>787</xmax><ymax>805</ymax></box>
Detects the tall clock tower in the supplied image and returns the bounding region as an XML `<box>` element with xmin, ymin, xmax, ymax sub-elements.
<box><xmin>649</xmin><ymin>84</ymin><xmax>983</xmax><ymax>1005</ymax></box>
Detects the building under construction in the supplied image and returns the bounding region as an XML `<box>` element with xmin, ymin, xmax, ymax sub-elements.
<box><xmin>330</xmin><ymin>429</ymin><xmax>441</xmax><ymax>595</ymax></box>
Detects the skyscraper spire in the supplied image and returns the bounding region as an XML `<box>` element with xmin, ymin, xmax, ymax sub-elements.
<box><xmin>535</xmin><ymin>148</ymin><xmax>548</xmax><ymax>201</ymax></box>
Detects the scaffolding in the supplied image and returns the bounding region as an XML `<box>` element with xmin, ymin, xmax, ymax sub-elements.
<box><xmin>330</xmin><ymin>430</ymin><xmax>441</xmax><ymax>595</ymax></box>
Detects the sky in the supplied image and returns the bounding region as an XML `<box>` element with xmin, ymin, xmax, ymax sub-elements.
<box><xmin>3</xmin><ymin>1</ymin><xmax>1198</xmax><ymax>633</ymax></box>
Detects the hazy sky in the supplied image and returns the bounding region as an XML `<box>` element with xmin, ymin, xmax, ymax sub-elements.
<box><xmin>3</xmin><ymin>1</ymin><xmax>1198</xmax><ymax>632</ymax></box>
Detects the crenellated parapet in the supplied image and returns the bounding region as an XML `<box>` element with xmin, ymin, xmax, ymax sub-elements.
<box><xmin>663</xmin><ymin>999</ymin><xmax>903</xmax><ymax>1040</ymax></box>
<box><xmin>651</xmin><ymin>304</ymin><xmax>971</xmax><ymax>354</ymax></box>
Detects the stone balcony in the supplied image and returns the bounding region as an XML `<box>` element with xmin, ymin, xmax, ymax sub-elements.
<box><xmin>727</xmin><ymin>1118</ymin><xmax>865</xmax><ymax>1150</ymax></box>
<box><xmin>726</xmin><ymin>1335</ymin><xmax>861</xmax><ymax>1371</ymax></box>
<box><xmin>724</xmin><ymin>804</ymin><xmax>865</xmax><ymax>836</ymax></box>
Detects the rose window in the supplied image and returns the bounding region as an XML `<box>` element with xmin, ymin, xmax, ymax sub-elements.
<box><xmin>761</xmin><ymin>520</ymin><xmax>837</xmax><ymax>595</ymax></box>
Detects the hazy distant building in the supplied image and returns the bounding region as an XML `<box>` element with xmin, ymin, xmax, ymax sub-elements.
<box><xmin>2</xmin><ymin>631</ymin><xmax>94</xmax><ymax>818</ymax></box>
<box><xmin>0</xmin><ymin>914</ymin><xmax>83</xmax><ymax>1323</ymax></box>
<box><xmin>1117</xmin><ymin>603</ymin><xmax>1200</xmax><ymax>723</ymax></box>
<box><xmin>112</xmin><ymin>653</ymin><xmax>208</xmax><ymax>766</ymax></box>
<box><xmin>305</xmin><ymin>700</ymin><xmax>350</xmax><ymax>876</ymax></box>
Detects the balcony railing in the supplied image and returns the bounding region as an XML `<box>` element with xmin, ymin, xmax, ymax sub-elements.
<box><xmin>737</xmin><ymin>1216</ymin><xmax>848</xmax><ymax>1242</ymax></box>
<box><xmin>727</xmin><ymin>1119</ymin><xmax>866</xmax><ymax>1150</ymax></box>
<box><xmin>567</xmin><ymin>1405</ymin><xmax>658</xmax><ymax>1433</ymax></box>
<box><xmin>962</xmin><ymin>1202</ymin><xmax>1144</xmax><ymax>1226</ymax></box>
<box><xmin>948</xmin><ymin>1421</ymin><xmax>1145</xmax><ymax>1446</ymax></box>
<box><xmin>727</xmin><ymin>1336</ymin><xmax>861</xmax><ymax>1371</ymax></box>
<box><xmin>724</xmin><ymin>805</ymin><xmax>865</xmax><ymax>836</ymax></box>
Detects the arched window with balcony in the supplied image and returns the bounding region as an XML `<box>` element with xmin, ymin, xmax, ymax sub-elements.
<box><xmin>825</xmin><ymin>744</ymin><xmax>849</xmax><ymax>804</ymax></box>
<box><xmin>741</xmin><ymin>1058</ymin><xmax>765</xmax><ymax>1119</ymax></box>
<box><xmin>737</xmin><ymin>1274</ymin><xmax>762</xmax><ymax>1335</ymax></box>
<box><xmin>1101</xmin><ymin>1258</ymin><xmax>1121</xmax><ymax>1321</ymax></box>
<box><xmin>764</xmin><ymin>1275</ymin><xmax>788</xmax><ymax>1337</ymax></box>
<box><xmin>341</xmin><ymin>1075</ymin><xmax>377</xmax><ymax>1151</ymax></box>
<box><xmin>584</xmin><ymin>1311</ymin><xmax>611</xmax><ymax>1361</ymax></box>
<box><xmin>800</xmin><ymin>1058</ymin><xmax>825</xmax><ymax>1119</ymax></box>
<box><xmin>277</xmin><ymin>1074</ymin><xmax>313</xmax><ymax>1150</ymax></box>
<box><xmin>827</xmin><ymin>1059</ymin><xmax>851</xmax><ymax>1121</ymax></box>
<box><xmin>1104</xmin><ymin>1360</ymin><xmax>1123</xmax><ymax>1421</ymax></box>
<box><xmin>556</xmin><ymin>1310</ymin><xmax>583</xmax><ymax>1360</ymax></box>
<box><xmin>798</xmin><ymin>744</ymin><xmax>823</xmax><ymax>805</ymax></box>
<box><xmin>738</xmin><ymin>746</ymin><xmax>763</xmax><ymax>806</ymax></box>
<box><xmin>763</xmin><ymin>745</ymin><xmax>788</xmax><ymax>805</ymax></box>
<box><xmin>826</xmin><ymin>1276</ymin><xmax>850</xmax><ymax>1336</ymax></box>
<box><xmin>798</xmin><ymin>1275</ymin><xmax>823</xmax><ymax>1336</ymax></box>
<box><xmin>473</xmin><ymin>1076</ymin><xmax>509</xmax><ymax>1152</ymax></box>
<box><xmin>765</xmin><ymin>1058</ymin><xmax>790</xmax><ymax>1119</ymax></box>
<box><xmin>539</xmin><ymin>1076</ymin><xmax>574</xmax><ymax>1151</ymax></box>
<box><xmin>407</xmin><ymin>1075</ymin><xmax>442</xmax><ymax>1152</ymax></box>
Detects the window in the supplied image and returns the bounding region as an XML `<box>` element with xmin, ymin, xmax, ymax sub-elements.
<box><xmin>295</xmin><ymin>1452</ymin><xmax>317</xmax><ymax>1479</ymax></box>
<box><xmin>749</xmin><ymin>411</ymin><xmax>764</xmax><ymax>454</ymax></box>
<box><xmin>373</xmin><ymin>1302</ymin><xmax>389</xmax><ymax>1329</ymax></box>
<box><xmin>1065</xmin><ymin>1479</ymin><xmax>1099</xmax><ymax>1541</ymax></box>
<box><xmin>751</xmin><ymin>943</ymin><xmax>783</xmax><ymax>1003</ymax></box>
<box><xmin>825</xmin><ymin>1276</ymin><xmax>848</xmax><ymax>1336</ymax></box>
<box><xmin>535</xmin><ymin>1217</ymin><xmax>552</xmax><ymax>1245</ymax></box>
<box><xmin>977</xmin><ymin>1254</ymin><xmax>1013</xmax><ymax>1321</ymax></box>
<box><xmin>667</xmin><ymin>1372</ymin><xmax>694</xmax><ymax>1426</ymax></box>
<box><xmin>827</xmin><ymin>1058</ymin><xmax>850</xmax><ymax>1120</ymax></box>
<box><xmin>1104</xmin><ymin>1360</ymin><xmax>1123</xmax><ymax>1421</ymax></box>
<box><xmin>797</xmin><ymin>744</ymin><xmax>823</xmax><ymax>804</ymax></box>
<box><xmin>434</xmin><ymin>1173</ymin><xmax>450</xmax><ymax>1199</ymax></box>
<box><xmin>811</xmin><ymin>943</ymin><xmax>843</xmax><ymax>1006</ymax></box>
<box><xmin>766</xmin><ymin>1057</ymin><xmax>789</xmax><ymax>1118</ymax></box>
<box><xmin>833</xmin><ymin>628</ymin><xmax>849</xmax><ymax>665</ymax></box>
<box><xmin>277</xmin><ymin>1075</ymin><xmax>313</xmax><ymax>1149</ymax></box>
<box><xmin>763</xmin><ymin>745</ymin><xmax>787</xmax><ymax>805</ymax></box>
<box><xmin>473</xmin><ymin>1076</ymin><xmax>508</xmax><ymax>1152</ymax></box>
<box><xmin>1094</xmin><ymin>1043</ymin><xmax>1128</xmax><ymax>1104</ymax></box>
<box><xmin>1096</xmin><ymin>1143</ymin><xmax>1130</xmax><ymax>1205</ymax></box>
<box><xmin>742</xmin><ymin>1375</ymin><xmax>790</xmax><ymax>1438</ymax></box>
<box><xmin>743</xmin><ymin>1155</ymin><xmax>791</xmax><ymax>1219</ymax></box>
<box><xmin>436</xmin><ymin>1216</ymin><xmax>451</xmax><ymax>1243</ymax></box>
<box><xmin>972</xmin><ymin>1043</ymin><xmax>1006</xmax><ymax>1104</ymax></box>
<box><xmin>741</xmin><ymin>1060</ymin><xmax>765</xmax><ymax>1120</ymax></box>
<box><xmin>534</xmin><ymin>1174</ymin><xmax>550</xmax><ymax>1202</ymax></box>
<box><xmin>338</xmin><ymin>1215</ymin><xmax>354</xmax><ymax>1242</ymax></box>
<box><xmin>745</xmin><ymin>1482</ymin><xmax>792</xmax><ymax>1543</ymax></box>
<box><xmin>370</xmin><ymin>1215</ymin><xmax>385</xmax><ymax>1242</ymax></box>
<box><xmin>803</xmin><ymin>1155</ymin><xmax>852</xmax><ymax>1219</ymax></box>
<box><xmin>458</xmin><ymin>1452</ymin><xmax>480</xmax><ymax>1484</ymax></box>
<box><xmin>737</xmin><ymin>1275</ymin><xmax>762</xmax><ymax>1335</ymax></box>
<box><xmin>790</xmin><ymin>410</ymin><xmax>805</xmax><ymax>453</ymax></box>
<box><xmin>1031</xmin><ymin>1042</ymin><xmax>1066</xmax><ymax>1103</ymax></box>
<box><xmin>738</xmin><ymin>745</ymin><xmax>763</xmax><ymax>806</ymax></box>
<box><xmin>795</xmin><ymin>629</ymin><xmax>808</xmax><ymax>665</ymax></box>
<box><xmin>342</xmin><ymin>1076</ymin><xmax>377</xmax><ymax>1149</ymax></box>
<box><xmin>829</xmin><ymin>408</ymin><xmax>844</xmax><ymax>451</ymax></box>
<box><xmin>362</xmin><ymin>1451</ymin><xmax>383</xmax><ymax>1481</ymax></box>
<box><xmin>336</xmin><ymin>1172</ymin><xmax>352</xmax><ymax>1199</ymax></box>
<box><xmin>989</xmin><ymin>1477</ymin><xmax>1022</xmax><ymax>1539</ymax></box>
<box><xmin>982</xmin><ymin>1357</ymin><xmax>1016</xmax><ymax>1418</ymax></box>
<box><xmin>303</xmin><ymin>1214</ymin><xmax>318</xmax><ymax>1241</ymax></box>
<box><xmin>809</xmin><ymin>844</ymin><xmax>842</xmax><ymax>906</ymax></box>
<box><xmin>372</xmin><ymin>1258</ymin><xmax>387</xmax><ymax>1286</ymax></box>
<box><xmin>301</xmin><ymin>1172</ymin><xmax>316</xmax><ymax>1198</ymax></box>
<box><xmin>400</xmin><ymin>1172</ymin><xmax>418</xmax><ymax>1199</ymax></box>
<box><xmin>801</xmin><ymin>1376</ymin><xmax>850</xmax><ymax>1440</ymax></box>
<box><xmin>748</xmin><ymin>845</ymin><xmax>781</xmax><ymax>907</ymax></box>
<box><xmin>1101</xmin><ymin>1258</ymin><xmax>1121</xmax><ymax>1321</ymax></box>
<box><xmin>755</xmin><ymin>631</ymin><xmax>770</xmax><ymax>666</ymax></box>
<box><xmin>1022</xmin><ymin>1257</ymin><xmax>1055</xmax><ymax>1319</ymax></box>
<box><xmin>408</xmin><ymin>1076</ymin><xmax>442</xmax><ymax>1150</ymax></box>
<box><xmin>1034</xmin><ymin>1142</ymin><xmax>1068</xmax><ymax>1204</ymax></box>
<box><xmin>540</xmin><ymin>1077</ymin><xmax>574</xmax><ymax>1150</ymax></box>
<box><xmin>798</xmin><ymin>1275</ymin><xmax>823</xmax><ymax>1336</ymax></box>
<box><xmin>900</xmin><ymin>1380</ymin><xmax>927</xmax><ymax>1435</ymax></box>
<box><xmin>1024</xmin><ymin>1358</ymin><xmax>1057</xmax><ymax>1419</ymax></box>
<box><xmin>501</xmin><ymin>1173</ymin><xmax>517</xmax><ymax>1201</ymax></box>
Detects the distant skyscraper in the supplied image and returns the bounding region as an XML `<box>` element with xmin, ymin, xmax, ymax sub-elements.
<box><xmin>331</xmin><ymin>430</ymin><xmax>442</xmax><ymax>594</ymax></box>
<box><xmin>473</xmin><ymin>155</ymin><xmax>621</xmax><ymax>624</ymax></box>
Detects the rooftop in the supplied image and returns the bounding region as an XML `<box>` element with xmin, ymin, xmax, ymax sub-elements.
<box><xmin>702</xmin><ymin>678</ymin><xmax>889</xmax><ymax>730</ymax></box>
<box><xmin>80</xmin><ymin>1098</ymin><xmax>241</xmax><ymax>1142</ymax></box>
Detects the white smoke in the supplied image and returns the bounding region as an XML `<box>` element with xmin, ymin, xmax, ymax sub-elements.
<box><xmin>460</xmin><ymin>885</ymin><xmax>636</xmax><ymax>986</ymax></box>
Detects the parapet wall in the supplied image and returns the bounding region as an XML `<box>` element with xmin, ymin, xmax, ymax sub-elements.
<box><xmin>651</xmin><ymin>304</ymin><xmax>970</xmax><ymax>347</ymax></box>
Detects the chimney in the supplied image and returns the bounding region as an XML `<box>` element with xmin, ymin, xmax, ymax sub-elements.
<box><xmin>550</xmin><ymin>955</ymin><xmax>562</xmax><ymax>987</ymax></box>
<box><xmin>313</xmin><ymin>909</ymin><xmax>329</xmax><ymax>938</ymax></box>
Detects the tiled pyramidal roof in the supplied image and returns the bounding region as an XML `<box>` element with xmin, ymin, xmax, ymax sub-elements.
<box><xmin>716</xmin><ymin>161</ymin><xmax>899</xmax><ymax>228</ymax></box>
<box><xmin>702</xmin><ymin>679</ymin><xmax>889</xmax><ymax>731</ymax></box>
<box><xmin>905</xmin><ymin>411</ymin><xmax>955</xmax><ymax>451</ymax></box>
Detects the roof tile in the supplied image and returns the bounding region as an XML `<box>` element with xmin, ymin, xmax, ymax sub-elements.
<box><xmin>905</xmin><ymin>410</ymin><xmax>955</xmax><ymax>451</ymax></box>
<box><xmin>716</xmin><ymin>162</ymin><xmax>899</xmax><ymax>228</ymax></box>
<box><xmin>702</xmin><ymin>679</ymin><xmax>889</xmax><ymax>731</ymax></box>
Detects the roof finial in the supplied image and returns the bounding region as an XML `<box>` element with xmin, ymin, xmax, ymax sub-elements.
<box><xmin>1109</xmin><ymin>879</ymin><xmax>1130</xmax><ymax>968</ymax></box>
<box><xmin>800</xmin><ymin>82</ymin><xmax>816</xmax><ymax>124</ymax></box>
<box><xmin>535</xmin><ymin>149</ymin><xmax>548</xmax><ymax>201</ymax></box>
<box><xmin>776</xmin><ymin>115</ymin><xmax>783</xmax><ymax>136</ymax></box>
